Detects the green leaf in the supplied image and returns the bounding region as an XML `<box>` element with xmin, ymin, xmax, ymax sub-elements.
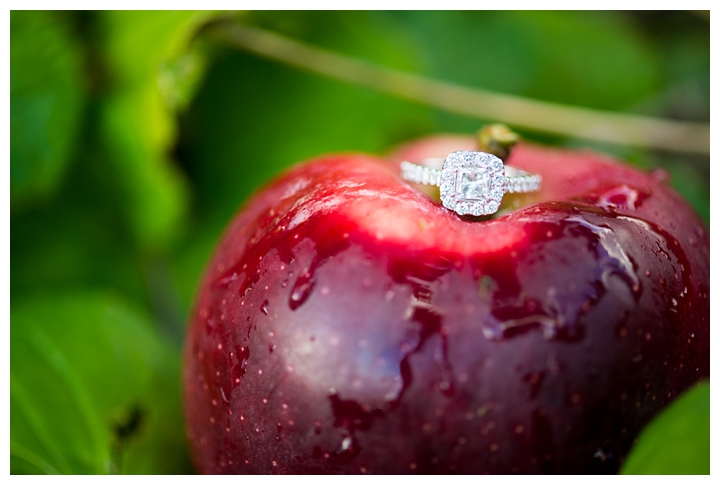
<box><xmin>11</xmin><ymin>11</ymin><xmax>86</xmax><ymax>210</ymax></box>
<box><xmin>96</xmin><ymin>11</ymin><xmax>217</xmax><ymax>251</ymax></box>
<box><xmin>621</xmin><ymin>381</ymin><xmax>709</xmax><ymax>475</ymax></box>
<box><xmin>10</xmin><ymin>293</ymin><xmax>192</xmax><ymax>474</ymax></box>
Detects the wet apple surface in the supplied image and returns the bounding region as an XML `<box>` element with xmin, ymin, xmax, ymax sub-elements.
<box><xmin>183</xmin><ymin>136</ymin><xmax>709</xmax><ymax>474</ymax></box>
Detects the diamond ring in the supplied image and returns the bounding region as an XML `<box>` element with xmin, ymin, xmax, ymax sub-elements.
<box><xmin>400</xmin><ymin>150</ymin><xmax>541</xmax><ymax>216</ymax></box>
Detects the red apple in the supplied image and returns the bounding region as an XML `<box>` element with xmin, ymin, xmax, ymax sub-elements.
<box><xmin>183</xmin><ymin>135</ymin><xmax>709</xmax><ymax>474</ymax></box>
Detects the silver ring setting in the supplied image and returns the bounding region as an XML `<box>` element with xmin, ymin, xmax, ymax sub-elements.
<box><xmin>401</xmin><ymin>150</ymin><xmax>541</xmax><ymax>216</ymax></box>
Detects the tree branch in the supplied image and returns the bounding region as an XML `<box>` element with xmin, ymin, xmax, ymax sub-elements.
<box><xmin>213</xmin><ymin>21</ymin><xmax>710</xmax><ymax>156</ymax></box>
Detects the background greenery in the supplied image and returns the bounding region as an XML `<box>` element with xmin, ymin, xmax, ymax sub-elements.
<box><xmin>10</xmin><ymin>11</ymin><xmax>710</xmax><ymax>474</ymax></box>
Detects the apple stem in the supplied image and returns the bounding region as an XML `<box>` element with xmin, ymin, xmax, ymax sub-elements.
<box><xmin>476</xmin><ymin>124</ymin><xmax>520</xmax><ymax>161</ymax></box>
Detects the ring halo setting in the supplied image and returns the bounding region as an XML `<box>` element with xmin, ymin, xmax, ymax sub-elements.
<box><xmin>439</xmin><ymin>151</ymin><xmax>506</xmax><ymax>216</ymax></box>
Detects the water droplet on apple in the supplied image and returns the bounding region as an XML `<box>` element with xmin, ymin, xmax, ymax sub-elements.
<box><xmin>289</xmin><ymin>269</ymin><xmax>315</xmax><ymax>310</ymax></box>
<box><xmin>594</xmin><ymin>448</ymin><xmax>610</xmax><ymax>462</ymax></box>
<box><xmin>231</xmin><ymin>346</ymin><xmax>251</xmax><ymax>386</ymax></box>
<box><xmin>215</xmin><ymin>270</ymin><xmax>239</xmax><ymax>289</ymax></box>
<box><xmin>328</xmin><ymin>434</ymin><xmax>361</xmax><ymax>464</ymax></box>
<box><xmin>260</xmin><ymin>300</ymin><xmax>269</xmax><ymax>315</ymax></box>
<box><xmin>568</xmin><ymin>214</ymin><xmax>642</xmax><ymax>299</ymax></box>
<box><xmin>593</xmin><ymin>185</ymin><xmax>648</xmax><ymax>211</ymax></box>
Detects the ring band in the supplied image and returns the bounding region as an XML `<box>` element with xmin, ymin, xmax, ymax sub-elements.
<box><xmin>401</xmin><ymin>150</ymin><xmax>541</xmax><ymax>216</ymax></box>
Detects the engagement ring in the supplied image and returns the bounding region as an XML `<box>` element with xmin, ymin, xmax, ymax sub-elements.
<box><xmin>401</xmin><ymin>150</ymin><xmax>541</xmax><ymax>216</ymax></box>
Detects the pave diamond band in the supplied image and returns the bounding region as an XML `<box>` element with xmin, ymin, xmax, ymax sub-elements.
<box><xmin>400</xmin><ymin>161</ymin><xmax>443</xmax><ymax>186</ymax></box>
<box><xmin>401</xmin><ymin>151</ymin><xmax>541</xmax><ymax>216</ymax></box>
<box><xmin>400</xmin><ymin>161</ymin><xmax>541</xmax><ymax>193</ymax></box>
<box><xmin>504</xmin><ymin>167</ymin><xmax>543</xmax><ymax>194</ymax></box>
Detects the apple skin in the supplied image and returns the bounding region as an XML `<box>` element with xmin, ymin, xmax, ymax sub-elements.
<box><xmin>183</xmin><ymin>136</ymin><xmax>709</xmax><ymax>474</ymax></box>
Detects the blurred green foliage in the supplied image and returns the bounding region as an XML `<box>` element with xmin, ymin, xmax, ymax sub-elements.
<box><xmin>11</xmin><ymin>293</ymin><xmax>190</xmax><ymax>474</ymax></box>
<box><xmin>622</xmin><ymin>381</ymin><xmax>710</xmax><ymax>474</ymax></box>
<box><xmin>10</xmin><ymin>10</ymin><xmax>709</xmax><ymax>474</ymax></box>
<box><xmin>98</xmin><ymin>11</ymin><xmax>213</xmax><ymax>252</ymax></box>
<box><xmin>11</xmin><ymin>11</ymin><xmax>85</xmax><ymax>209</ymax></box>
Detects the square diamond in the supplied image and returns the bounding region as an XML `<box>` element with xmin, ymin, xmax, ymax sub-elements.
<box><xmin>457</xmin><ymin>168</ymin><xmax>491</xmax><ymax>200</ymax></box>
<box><xmin>439</xmin><ymin>151</ymin><xmax>505</xmax><ymax>216</ymax></box>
